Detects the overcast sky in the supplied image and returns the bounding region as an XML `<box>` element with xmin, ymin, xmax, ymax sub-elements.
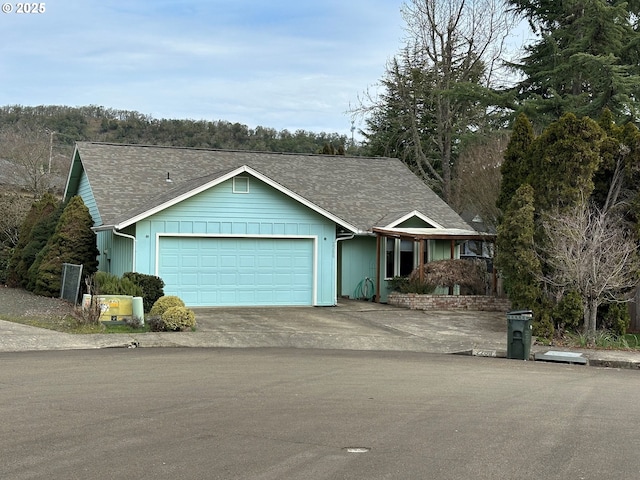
<box><xmin>0</xmin><ymin>1</ymin><xmax>408</xmax><ymax>137</ymax></box>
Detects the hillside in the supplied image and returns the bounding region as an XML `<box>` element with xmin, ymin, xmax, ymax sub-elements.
<box><xmin>0</xmin><ymin>104</ymin><xmax>359</xmax><ymax>195</ymax></box>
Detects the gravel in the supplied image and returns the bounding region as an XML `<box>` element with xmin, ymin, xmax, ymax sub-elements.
<box><xmin>0</xmin><ymin>286</ymin><xmax>77</xmax><ymax>320</ymax></box>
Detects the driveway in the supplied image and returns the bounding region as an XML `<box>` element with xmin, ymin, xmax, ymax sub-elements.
<box><xmin>189</xmin><ymin>299</ymin><xmax>508</xmax><ymax>354</ymax></box>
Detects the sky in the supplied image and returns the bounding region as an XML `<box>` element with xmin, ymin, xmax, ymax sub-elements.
<box><xmin>0</xmin><ymin>1</ymin><xmax>408</xmax><ymax>137</ymax></box>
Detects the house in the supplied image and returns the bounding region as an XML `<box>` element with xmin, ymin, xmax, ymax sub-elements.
<box><xmin>63</xmin><ymin>142</ymin><xmax>489</xmax><ymax>307</ymax></box>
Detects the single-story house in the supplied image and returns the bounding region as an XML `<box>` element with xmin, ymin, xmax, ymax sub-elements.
<box><xmin>63</xmin><ymin>142</ymin><xmax>490</xmax><ymax>307</ymax></box>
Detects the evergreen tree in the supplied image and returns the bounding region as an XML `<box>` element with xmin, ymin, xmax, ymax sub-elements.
<box><xmin>496</xmin><ymin>113</ymin><xmax>535</xmax><ymax>213</ymax></box>
<box><xmin>508</xmin><ymin>0</ymin><xmax>640</xmax><ymax>126</ymax></box>
<box><xmin>591</xmin><ymin>110</ymin><xmax>640</xmax><ymax>222</ymax></box>
<box><xmin>495</xmin><ymin>185</ymin><xmax>543</xmax><ymax>308</ymax></box>
<box><xmin>6</xmin><ymin>193</ymin><xmax>60</xmax><ymax>288</ymax></box>
<box><xmin>495</xmin><ymin>183</ymin><xmax>555</xmax><ymax>337</ymax></box>
<box><xmin>524</xmin><ymin>113</ymin><xmax>604</xmax><ymax>212</ymax></box>
<box><xmin>32</xmin><ymin>196</ymin><xmax>99</xmax><ymax>297</ymax></box>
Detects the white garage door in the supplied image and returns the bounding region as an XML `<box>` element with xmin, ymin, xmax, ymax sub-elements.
<box><xmin>158</xmin><ymin>237</ymin><xmax>314</xmax><ymax>306</ymax></box>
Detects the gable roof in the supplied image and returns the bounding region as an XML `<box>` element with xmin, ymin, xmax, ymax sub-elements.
<box><xmin>65</xmin><ymin>142</ymin><xmax>473</xmax><ymax>234</ymax></box>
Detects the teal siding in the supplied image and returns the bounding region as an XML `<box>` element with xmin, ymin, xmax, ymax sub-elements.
<box><xmin>77</xmin><ymin>171</ymin><xmax>101</xmax><ymax>227</ymax></box>
<box><xmin>339</xmin><ymin>236</ymin><xmax>376</xmax><ymax>300</ymax></box>
<box><xmin>137</xmin><ymin>175</ymin><xmax>337</xmax><ymax>306</ymax></box>
<box><xmin>96</xmin><ymin>227</ymin><xmax>135</xmax><ymax>275</ymax></box>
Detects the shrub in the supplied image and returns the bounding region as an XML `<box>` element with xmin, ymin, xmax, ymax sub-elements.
<box><xmin>533</xmin><ymin>308</ymin><xmax>554</xmax><ymax>340</ymax></box>
<box><xmin>600</xmin><ymin>303</ymin><xmax>630</xmax><ymax>336</ymax></box>
<box><xmin>161</xmin><ymin>306</ymin><xmax>196</xmax><ymax>331</ymax></box>
<box><xmin>93</xmin><ymin>271</ymin><xmax>143</xmax><ymax>297</ymax></box>
<box><xmin>149</xmin><ymin>295</ymin><xmax>185</xmax><ymax>317</ymax></box>
<box><xmin>553</xmin><ymin>290</ymin><xmax>583</xmax><ymax>331</ymax></box>
<box><xmin>123</xmin><ymin>272</ymin><xmax>165</xmax><ymax>312</ymax></box>
<box><xmin>409</xmin><ymin>259</ymin><xmax>487</xmax><ymax>294</ymax></box>
<box><xmin>146</xmin><ymin>315</ymin><xmax>165</xmax><ymax>332</ymax></box>
<box><xmin>388</xmin><ymin>276</ymin><xmax>436</xmax><ymax>294</ymax></box>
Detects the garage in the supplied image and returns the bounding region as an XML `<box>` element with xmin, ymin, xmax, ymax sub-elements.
<box><xmin>158</xmin><ymin>236</ymin><xmax>315</xmax><ymax>307</ymax></box>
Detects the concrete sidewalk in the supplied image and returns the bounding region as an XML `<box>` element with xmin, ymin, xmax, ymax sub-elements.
<box><xmin>1</xmin><ymin>299</ymin><xmax>640</xmax><ymax>369</ymax></box>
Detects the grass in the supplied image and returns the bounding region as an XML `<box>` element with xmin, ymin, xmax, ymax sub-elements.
<box><xmin>0</xmin><ymin>313</ymin><xmax>150</xmax><ymax>334</ymax></box>
<box><xmin>560</xmin><ymin>330</ymin><xmax>640</xmax><ymax>350</ymax></box>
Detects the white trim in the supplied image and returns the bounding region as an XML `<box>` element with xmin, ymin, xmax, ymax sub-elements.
<box><xmin>115</xmin><ymin>165</ymin><xmax>359</xmax><ymax>234</ymax></box>
<box><xmin>384</xmin><ymin>210</ymin><xmax>444</xmax><ymax>229</ymax></box>
<box><xmin>155</xmin><ymin>233</ymin><xmax>318</xmax><ymax>306</ymax></box>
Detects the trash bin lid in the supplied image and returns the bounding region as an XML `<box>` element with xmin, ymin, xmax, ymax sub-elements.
<box><xmin>507</xmin><ymin>309</ymin><xmax>533</xmax><ymax>316</ymax></box>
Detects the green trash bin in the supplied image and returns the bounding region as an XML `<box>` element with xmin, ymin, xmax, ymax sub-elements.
<box><xmin>507</xmin><ymin>310</ymin><xmax>533</xmax><ymax>360</ymax></box>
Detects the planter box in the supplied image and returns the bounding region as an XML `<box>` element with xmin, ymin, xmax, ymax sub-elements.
<box><xmin>388</xmin><ymin>293</ymin><xmax>511</xmax><ymax>312</ymax></box>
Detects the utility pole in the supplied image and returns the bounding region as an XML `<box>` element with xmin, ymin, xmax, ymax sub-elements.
<box><xmin>48</xmin><ymin>130</ymin><xmax>55</xmax><ymax>174</ymax></box>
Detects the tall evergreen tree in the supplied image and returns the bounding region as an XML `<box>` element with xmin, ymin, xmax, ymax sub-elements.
<box><xmin>6</xmin><ymin>193</ymin><xmax>60</xmax><ymax>288</ymax></box>
<box><xmin>496</xmin><ymin>113</ymin><xmax>535</xmax><ymax>213</ymax></box>
<box><xmin>508</xmin><ymin>0</ymin><xmax>640</xmax><ymax>126</ymax></box>
<box><xmin>32</xmin><ymin>196</ymin><xmax>99</xmax><ymax>297</ymax></box>
<box><xmin>525</xmin><ymin>113</ymin><xmax>604</xmax><ymax>212</ymax></box>
<box><xmin>495</xmin><ymin>184</ymin><xmax>543</xmax><ymax>311</ymax></box>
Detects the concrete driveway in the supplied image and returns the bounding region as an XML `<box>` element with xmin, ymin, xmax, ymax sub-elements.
<box><xmin>190</xmin><ymin>299</ymin><xmax>508</xmax><ymax>354</ymax></box>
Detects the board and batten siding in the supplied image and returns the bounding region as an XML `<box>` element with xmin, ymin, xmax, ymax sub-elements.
<box><xmin>134</xmin><ymin>175</ymin><xmax>338</xmax><ymax>306</ymax></box>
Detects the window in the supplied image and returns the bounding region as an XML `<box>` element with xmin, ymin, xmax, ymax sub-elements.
<box><xmin>385</xmin><ymin>238</ymin><xmax>417</xmax><ymax>278</ymax></box>
<box><xmin>233</xmin><ymin>176</ymin><xmax>249</xmax><ymax>193</ymax></box>
<box><xmin>399</xmin><ymin>239</ymin><xmax>414</xmax><ymax>277</ymax></box>
<box><xmin>386</xmin><ymin>238</ymin><xmax>395</xmax><ymax>279</ymax></box>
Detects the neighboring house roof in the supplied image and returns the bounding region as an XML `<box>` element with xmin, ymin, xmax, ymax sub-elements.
<box><xmin>65</xmin><ymin>142</ymin><xmax>474</xmax><ymax>234</ymax></box>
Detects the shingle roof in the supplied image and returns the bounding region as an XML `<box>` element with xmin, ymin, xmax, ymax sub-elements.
<box><xmin>68</xmin><ymin>142</ymin><xmax>472</xmax><ymax>233</ymax></box>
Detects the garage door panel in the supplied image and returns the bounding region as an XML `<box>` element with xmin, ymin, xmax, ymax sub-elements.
<box><xmin>159</xmin><ymin>237</ymin><xmax>314</xmax><ymax>307</ymax></box>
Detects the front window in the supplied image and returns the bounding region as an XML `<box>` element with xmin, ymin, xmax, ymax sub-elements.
<box><xmin>385</xmin><ymin>238</ymin><xmax>417</xmax><ymax>278</ymax></box>
<box><xmin>399</xmin><ymin>239</ymin><xmax>414</xmax><ymax>276</ymax></box>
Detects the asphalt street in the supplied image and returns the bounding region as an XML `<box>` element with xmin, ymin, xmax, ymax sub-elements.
<box><xmin>1</xmin><ymin>348</ymin><xmax>639</xmax><ymax>480</ymax></box>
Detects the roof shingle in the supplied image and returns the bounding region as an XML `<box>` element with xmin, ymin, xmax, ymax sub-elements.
<box><xmin>70</xmin><ymin>142</ymin><xmax>472</xmax><ymax>233</ymax></box>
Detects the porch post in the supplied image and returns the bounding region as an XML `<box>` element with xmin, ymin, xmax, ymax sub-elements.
<box><xmin>449</xmin><ymin>239</ymin><xmax>455</xmax><ymax>295</ymax></box>
<box><xmin>419</xmin><ymin>239</ymin><xmax>424</xmax><ymax>282</ymax></box>
<box><xmin>375</xmin><ymin>233</ymin><xmax>381</xmax><ymax>303</ymax></box>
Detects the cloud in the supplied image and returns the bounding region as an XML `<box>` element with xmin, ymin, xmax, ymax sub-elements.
<box><xmin>0</xmin><ymin>0</ymin><xmax>405</xmax><ymax>136</ymax></box>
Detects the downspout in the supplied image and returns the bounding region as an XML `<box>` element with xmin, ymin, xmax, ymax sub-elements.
<box><xmin>335</xmin><ymin>233</ymin><xmax>355</xmax><ymax>305</ymax></box>
<box><xmin>113</xmin><ymin>228</ymin><xmax>136</xmax><ymax>273</ymax></box>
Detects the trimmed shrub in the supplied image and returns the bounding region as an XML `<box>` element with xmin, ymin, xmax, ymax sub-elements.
<box><xmin>93</xmin><ymin>271</ymin><xmax>143</xmax><ymax>297</ymax></box>
<box><xmin>149</xmin><ymin>295</ymin><xmax>185</xmax><ymax>317</ymax></box>
<box><xmin>123</xmin><ymin>272</ymin><xmax>164</xmax><ymax>312</ymax></box>
<box><xmin>161</xmin><ymin>306</ymin><xmax>196</xmax><ymax>331</ymax></box>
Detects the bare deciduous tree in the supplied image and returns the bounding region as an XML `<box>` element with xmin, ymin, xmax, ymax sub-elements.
<box><xmin>0</xmin><ymin>193</ymin><xmax>32</xmax><ymax>248</ymax></box>
<box><xmin>451</xmin><ymin>132</ymin><xmax>509</xmax><ymax>230</ymax></box>
<box><xmin>0</xmin><ymin>125</ymin><xmax>52</xmax><ymax>198</ymax></box>
<box><xmin>540</xmin><ymin>202</ymin><xmax>640</xmax><ymax>340</ymax></box>
<box><xmin>355</xmin><ymin>0</ymin><xmax>517</xmax><ymax>202</ymax></box>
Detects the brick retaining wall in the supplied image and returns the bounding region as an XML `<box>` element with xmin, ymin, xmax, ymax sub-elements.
<box><xmin>388</xmin><ymin>293</ymin><xmax>511</xmax><ymax>312</ymax></box>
